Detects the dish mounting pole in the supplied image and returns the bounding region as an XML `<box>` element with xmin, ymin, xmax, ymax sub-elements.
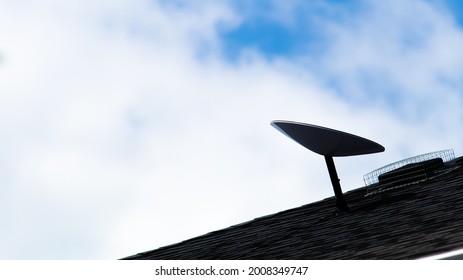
<box><xmin>324</xmin><ymin>156</ymin><xmax>349</xmax><ymax>212</ymax></box>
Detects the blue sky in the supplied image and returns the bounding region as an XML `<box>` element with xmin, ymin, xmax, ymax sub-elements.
<box><xmin>221</xmin><ymin>0</ymin><xmax>463</xmax><ymax>116</ymax></box>
<box><xmin>222</xmin><ymin>0</ymin><xmax>463</xmax><ymax>58</ymax></box>
<box><xmin>1</xmin><ymin>0</ymin><xmax>463</xmax><ymax>259</ymax></box>
<box><xmin>221</xmin><ymin>0</ymin><xmax>363</xmax><ymax>59</ymax></box>
<box><xmin>222</xmin><ymin>0</ymin><xmax>463</xmax><ymax>53</ymax></box>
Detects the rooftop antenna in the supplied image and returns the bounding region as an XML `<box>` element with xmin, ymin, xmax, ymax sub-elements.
<box><xmin>272</xmin><ymin>120</ymin><xmax>385</xmax><ymax>212</ymax></box>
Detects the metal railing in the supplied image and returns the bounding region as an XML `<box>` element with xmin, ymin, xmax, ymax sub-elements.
<box><xmin>363</xmin><ymin>149</ymin><xmax>455</xmax><ymax>186</ymax></box>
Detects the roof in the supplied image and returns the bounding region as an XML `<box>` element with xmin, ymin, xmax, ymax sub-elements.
<box><xmin>123</xmin><ymin>156</ymin><xmax>463</xmax><ymax>260</ymax></box>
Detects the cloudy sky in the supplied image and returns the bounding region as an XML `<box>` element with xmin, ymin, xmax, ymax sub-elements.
<box><xmin>1</xmin><ymin>0</ymin><xmax>463</xmax><ymax>259</ymax></box>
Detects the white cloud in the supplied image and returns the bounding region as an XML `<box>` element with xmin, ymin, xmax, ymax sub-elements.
<box><xmin>312</xmin><ymin>1</ymin><xmax>463</xmax><ymax>115</ymax></box>
<box><xmin>0</xmin><ymin>0</ymin><xmax>462</xmax><ymax>259</ymax></box>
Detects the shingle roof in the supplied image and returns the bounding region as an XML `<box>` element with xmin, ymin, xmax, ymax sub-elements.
<box><xmin>122</xmin><ymin>157</ymin><xmax>463</xmax><ymax>260</ymax></box>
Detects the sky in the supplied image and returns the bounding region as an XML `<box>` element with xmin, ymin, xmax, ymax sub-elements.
<box><xmin>1</xmin><ymin>0</ymin><xmax>463</xmax><ymax>259</ymax></box>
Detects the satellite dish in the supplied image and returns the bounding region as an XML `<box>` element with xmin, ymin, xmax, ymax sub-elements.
<box><xmin>272</xmin><ymin>120</ymin><xmax>385</xmax><ymax>212</ymax></box>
